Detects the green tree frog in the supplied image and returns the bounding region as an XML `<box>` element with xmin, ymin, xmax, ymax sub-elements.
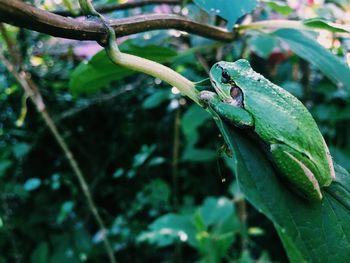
<box><xmin>199</xmin><ymin>59</ymin><xmax>335</xmax><ymax>201</ymax></box>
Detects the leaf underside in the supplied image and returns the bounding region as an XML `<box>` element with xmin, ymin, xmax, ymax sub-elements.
<box><xmin>208</xmin><ymin>107</ymin><xmax>350</xmax><ymax>263</ymax></box>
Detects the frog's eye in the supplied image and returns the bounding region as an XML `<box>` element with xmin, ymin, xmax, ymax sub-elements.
<box><xmin>221</xmin><ymin>70</ymin><xmax>231</xmax><ymax>84</ymax></box>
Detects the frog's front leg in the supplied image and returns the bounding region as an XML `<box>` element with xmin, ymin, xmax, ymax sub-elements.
<box><xmin>198</xmin><ymin>91</ymin><xmax>254</xmax><ymax>128</ymax></box>
<box><xmin>270</xmin><ymin>144</ymin><xmax>323</xmax><ymax>201</ymax></box>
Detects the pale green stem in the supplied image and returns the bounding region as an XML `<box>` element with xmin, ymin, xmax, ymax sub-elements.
<box><xmin>109</xmin><ymin>51</ymin><xmax>198</xmax><ymax>104</ymax></box>
<box><xmin>105</xmin><ymin>27</ymin><xmax>199</xmax><ymax>104</ymax></box>
<box><xmin>78</xmin><ymin>0</ymin><xmax>101</xmax><ymax>16</ymax></box>
<box><xmin>78</xmin><ymin>0</ymin><xmax>199</xmax><ymax>105</ymax></box>
<box><xmin>237</xmin><ymin>20</ymin><xmax>310</xmax><ymax>32</ymax></box>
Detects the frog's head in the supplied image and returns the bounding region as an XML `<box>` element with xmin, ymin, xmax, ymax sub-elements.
<box><xmin>209</xmin><ymin>61</ymin><xmax>244</xmax><ymax>107</ymax></box>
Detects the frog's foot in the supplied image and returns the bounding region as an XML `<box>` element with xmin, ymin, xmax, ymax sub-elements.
<box><xmin>198</xmin><ymin>90</ymin><xmax>219</xmax><ymax>106</ymax></box>
<box><xmin>198</xmin><ymin>91</ymin><xmax>254</xmax><ymax>128</ymax></box>
<box><xmin>270</xmin><ymin>144</ymin><xmax>322</xmax><ymax>201</ymax></box>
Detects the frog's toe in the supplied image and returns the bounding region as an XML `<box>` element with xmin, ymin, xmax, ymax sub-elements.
<box><xmin>198</xmin><ymin>90</ymin><xmax>216</xmax><ymax>103</ymax></box>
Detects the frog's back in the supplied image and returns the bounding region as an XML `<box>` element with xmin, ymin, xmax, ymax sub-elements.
<box><xmin>225</xmin><ymin>59</ymin><xmax>334</xmax><ymax>186</ymax></box>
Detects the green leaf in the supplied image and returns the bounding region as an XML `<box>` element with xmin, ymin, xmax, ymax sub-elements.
<box><xmin>112</xmin><ymin>168</ymin><xmax>124</xmax><ymax>178</ymax></box>
<box><xmin>132</xmin><ymin>144</ymin><xmax>156</xmax><ymax>168</ymax></box>
<box><xmin>248</xmin><ymin>34</ymin><xmax>277</xmax><ymax>59</ymax></box>
<box><xmin>23</xmin><ymin>178</ymin><xmax>41</xmax><ymax>191</ymax></box>
<box><xmin>281</xmin><ymin>81</ymin><xmax>303</xmax><ymax>98</ymax></box>
<box><xmin>196</xmin><ymin>197</ymin><xmax>239</xmax><ymax>261</ymax></box>
<box><xmin>50</xmin><ymin>234</ymin><xmax>81</xmax><ymax>263</ymax></box>
<box><xmin>0</xmin><ymin>160</ymin><xmax>11</xmax><ymax>177</ymax></box>
<box><xmin>303</xmin><ymin>18</ymin><xmax>350</xmax><ymax>34</ymax></box>
<box><xmin>31</xmin><ymin>242</ymin><xmax>49</xmax><ymax>263</ymax></box>
<box><xmin>12</xmin><ymin>142</ymin><xmax>31</xmax><ymax>159</ymax></box>
<box><xmin>57</xmin><ymin>201</ymin><xmax>75</xmax><ymax>224</ymax></box>
<box><xmin>181</xmin><ymin>105</ymin><xmax>216</xmax><ymax>162</ymax></box>
<box><xmin>137</xmin><ymin>214</ymin><xmax>197</xmax><ymax>247</ymax></box>
<box><xmin>182</xmin><ymin>147</ymin><xmax>216</xmax><ymax>162</ymax></box>
<box><xmin>199</xmin><ymin>197</ymin><xmax>234</xmax><ymax>227</ymax></box>
<box><xmin>266</xmin><ymin>1</ymin><xmax>293</xmax><ymax>16</ymax></box>
<box><xmin>69</xmin><ymin>42</ymin><xmax>177</xmax><ymax>95</ymax></box>
<box><xmin>207</xmin><ymin>107</ymin><xmax>350</xmax><ymax>263</ymax></box>
<box><xmin>148</xmin><ymin>156</ymin><xmax>166</xmax><ymax>166</ymax></box>
<box><xmin>274</xmin><ymin>228</ymin><xmax>305</xmax><ymax>263</ymax></box>
<box><xmin>330</xmin><ymin>146</ymin><xmax>350</xmax><ymax>171</ymax></box>
<box><xmin>273</xmin><ymin>28</ymin><xmax>350</xmax><ymax>91</ymax></box>
<box><xmin>138</xmin><ymin>196</ymin><xmax>239</xmax><ymax>260</ymax></box>
<box><xmin>51</xmin><ymin>173</ymin><xmax>61</xmax><ymax>190</ymax></box>
<box><xmin>312</xmin><ymin>104</ymin><xmax>339</xmax><ymax>122</ymax></box>
<box><xmin>193</xmin><ymin>0</ymin><xmax>257</xmax><ymax>29</ymax></box>
<box><xmin>142</xmin><ymin>89</ymin><xmax>171</xmax><ymax>109</ymax></box>
<box><xmin>333</xmin><ymin>0</ymin><xmax>350</xmax><ymax>8</ymax></box>
<box><xmin>182</xmin><ymin>105</ymin><xmax>211</xmax><ymax>146</ymax></box>
<box><xmin>73</xmin><ymin>226</ymin><xmax>91</xmax><ymax>253</ymax></box>
<box><xmin>237</xmin><ymin>250</ymin><xmax>260</xmax><ymax>263</ymax></box>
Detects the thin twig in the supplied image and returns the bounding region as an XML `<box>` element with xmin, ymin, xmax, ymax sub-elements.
<box><xmin>171</xmin><ymin>106</ymin><xmax>181</xmax><ymax>209</ymax></box>
<box><xmin>171</xmin><ymin>105</ymin><xmax>182</xmax><ymax>262</ymax></box>
<box><xmin>236</xmin><ymin>199</ymin><xmax>247</xmax><ymax>251</ymax></box>
<box><xmin>195</xmin><ymin>52</ymin><xmax>210</xmax><ymax>74</ymax></box>
<box><xmin>0</xmin><ymin>0</ymin><xmax>234</xmax><ymax>43</ymax></box>
<box><xmin>0</xmin><ymin>26</ymin><xmax>116</xmax><ymax>263</ymax></box>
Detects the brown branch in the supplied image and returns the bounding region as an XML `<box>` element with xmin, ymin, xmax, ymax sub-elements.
<box><xmin>0</xmin><ymin>0</ymin><xmax>234</xmax><ymax>43</ymax></box>
<box><xmin>55</xmin><ymin>0</ymin><xmax>182</xmax><ymax>17</ymax></box>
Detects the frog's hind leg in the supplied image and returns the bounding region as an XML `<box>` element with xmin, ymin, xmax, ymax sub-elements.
<box><xmin>270</xmin><ymin>144</ymin><xmax>322</xmax><ymax>201</ymax></box>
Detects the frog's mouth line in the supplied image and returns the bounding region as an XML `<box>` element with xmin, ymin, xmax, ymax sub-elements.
<box><xmin>209</xmin><ymin>79</ymin><xmax>228</xmax><ymax>100</ymax></box>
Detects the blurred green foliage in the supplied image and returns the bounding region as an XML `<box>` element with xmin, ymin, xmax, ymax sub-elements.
<box><xmin>1</xmin><ymin>0</ymin><xmax>350</xmax><ymax>262</ymax></box>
